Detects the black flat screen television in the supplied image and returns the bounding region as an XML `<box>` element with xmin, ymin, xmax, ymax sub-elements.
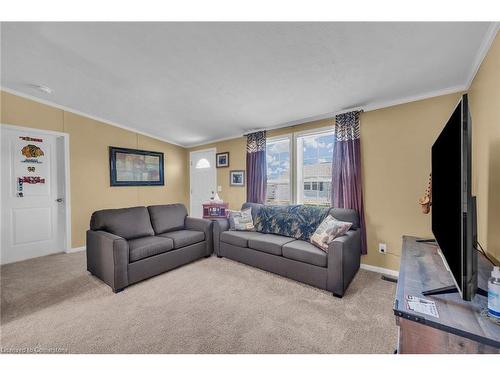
<box><xmin>431</xmin><ymin>94</ymin><xmax>478</xmax><ymax>301</ymax></box>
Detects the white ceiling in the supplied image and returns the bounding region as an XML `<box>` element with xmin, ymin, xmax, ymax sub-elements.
<box><xmin>1</xmin><ymin>22</ymin><xmax>496</xmax><ymax>147</ymax></box>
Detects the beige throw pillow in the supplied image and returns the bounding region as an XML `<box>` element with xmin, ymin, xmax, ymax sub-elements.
<box><xmin>228</xmin><ymin>208</ymin><xmax>255</xmax><ymax>231</ymax></box>
<box><xmin>310</xmin><ymin>215</ymin><xmax>352</xmax><ymax>251</ymax></box>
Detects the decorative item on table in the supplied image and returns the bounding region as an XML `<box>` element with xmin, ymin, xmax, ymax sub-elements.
<box><xmin>230</xmin><ymin>170</ymin><xmax>245</xmax><ymax>186</ymax></box>
<box><xmin>419</xmin><ymin>173</ymin><xmax>432</xmax><ymax>214</ymax></box>
<box><xmin>109</xmin><ymin>146</ymin><xmax>164</xmax><ymax>186</ymax></box>
<box><xmin>203</xmin><ymin>191</ymin><xmax>229</xmax><ymax>218</ymax></box>
<box><xmin>216</xmin><ymin>152</ymin><xmax>229</xmax><ymax>168</ymax></box>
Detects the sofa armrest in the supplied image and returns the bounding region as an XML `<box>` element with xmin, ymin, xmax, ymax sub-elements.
<box><xmin>213</xmin><ymin>219</ymin><xmax>230</xmax><ymax>256</ymax></box>
<box><xmin>326</xmin><ymin>229</ymin><xmax>361</xmax><ymax>297</ymax></box>
<box><xmin>185</xmin><ymin>217</ymin><xmax>213</xmax><ymax>255</ymax></box>
<box><xmin>86</xmin><ymin>230</ymin><xmax>129</xmax><ymax>292</ymax></box>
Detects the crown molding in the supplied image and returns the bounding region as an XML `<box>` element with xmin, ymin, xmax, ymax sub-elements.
<box><xmin>464</xmin><ymin>22</ymin><xmax>499</xmax><ymax>89</ymax></box>
<box><xmin>0</xmin><ymin>86</ymin><xmax>185</xmax><ymax>148</ymax></box>
<box><xmin>5</xmin><ymin>22</ymin><xmax>496</xmax><ymax>150</ymax></box>
<box><xmin>186</xmin><ymin>84</ymin><xmax>465</xmax><ymax>148</ymax></box>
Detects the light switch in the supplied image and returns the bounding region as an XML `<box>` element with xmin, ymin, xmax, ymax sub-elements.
<box><xmin>217</xmin><ymin>185</ymin><xmax>222</xmax><ymax>192</ymax></box>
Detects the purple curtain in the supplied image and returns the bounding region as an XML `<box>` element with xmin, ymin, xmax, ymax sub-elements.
<box><xmin>246</xmin><ymin>131</ymin><xmax>267</xmax><ymax>204</ymax></box>
<box><xmin>331</xmin><ymin>111</ymin><xmax>367</xmax><ymax>254</ymax></box>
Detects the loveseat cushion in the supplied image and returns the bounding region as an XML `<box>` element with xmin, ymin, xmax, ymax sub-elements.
<box><xmin>148</xmin><ymin>204</ymin><xmax>187</xmax><ymax>234</ymax></box>
<box><xmin>128</xmin><ymin>236</ymin><xmax>174</xmax><ymax>262</ymax></box>
<box><xmin>90</xmin><ymin>206</ymin><xmax>154</xmax><ymax>240</ymax></box>
<box><xmin>159</xmin><ymin>230</ymin><xmax>205</xmax><ymax>249</ymax></box>
<box><xmin>282</xmin><ymin>240</ymin><xmax>328</xmax><ymax>267</ymax></box>
<box><xmin>220</xmin><ymin>231</ymin><xmax>263</xmax><ymax>248</ymax></box>
<box><xmin>248</xmin><ymin>234</ymin><xmax>295</xmax><ymax>256</ymax></box>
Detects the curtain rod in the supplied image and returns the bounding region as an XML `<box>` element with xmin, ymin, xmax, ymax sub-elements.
<box><xmin>242</xmin><ymin>108</ymin><xmax>364</xmax><ymax>136</ymax></box>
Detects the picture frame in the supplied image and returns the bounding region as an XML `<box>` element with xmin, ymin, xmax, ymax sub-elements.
<box><xmin>216</xmin><ymin>152</ymin><xmax>229</xmax><ymax>168</ymax></box>
<box><xmin>230</xmin><ymin>170</ymin><xmax>245</xmax><ymax>187</ymax></box>
<box><xmin>109</xmin><ymin>146</ymin><xmax>164</xmax><ymax>186</ymax></box>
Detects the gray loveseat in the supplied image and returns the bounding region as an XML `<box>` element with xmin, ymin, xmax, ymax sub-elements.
<box><xmin>214</xmin><ymin>203</ymin><xmax>361</xmax><ymax>297</ymax></box>
<box><xmin>87</xmin><ymin>204</ymin><xmax>213</xmax><ymax>292</ymax></box>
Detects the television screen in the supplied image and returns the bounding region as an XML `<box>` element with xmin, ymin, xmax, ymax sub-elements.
<box><xmin>432</xmin><ymin>102</ymin><xmax>463</xmax><ymax>290</ymax></box>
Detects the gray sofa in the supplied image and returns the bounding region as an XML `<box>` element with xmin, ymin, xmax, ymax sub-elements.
<box><xmin>86</xmin><ymin>204</ymin><xmax>213</xmax><ymax>292</ymax></box>
<box><xmin>214</xmin><ymin>203</ymin><xmax>361</xmax><ymax>297</ymax></box>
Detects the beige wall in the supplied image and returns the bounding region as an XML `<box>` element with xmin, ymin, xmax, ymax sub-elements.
<box><xmin>2</xmin><ymin>33</ymin><xmax>498</xmax><ymax>267</ymax></box>
<box><xmin>1</xmin><ymin>91</ymin><xmax>189</xmax><ymax>248</ymax></box>
<box><xmin>190</xmin><ymin>97</ymin><xmax>464</xmax><ymax>271</ymax></box>
<box><xmin>469</xmin><ymin>32</ymin><xmax>500</xmax><ymax>262</ymax></box>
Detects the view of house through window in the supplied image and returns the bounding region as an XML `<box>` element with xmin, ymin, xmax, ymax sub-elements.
<box><xmin>265</xmin><ymin>129</ymin><xmax>334</xmax><ymax>206</ymax></box>
<box><xmin>296</xmin><ymin>130</ymin><xmax>334</xmax><ymax>206</ymax></box>
<box><xmin>265</xmin><ymin>137</ymin><xmax>291</xmax><ymax>204</ymax></box>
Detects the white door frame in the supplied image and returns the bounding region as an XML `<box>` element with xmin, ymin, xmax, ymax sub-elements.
<box><xmin>1</xmin><ymin>123</ymin><xmax>72</xmax><ymax>252</ymax></box>
<box><xmin>189</xmin><ymin>148</ymin><xmax>217</xmax><ymax>215</ymax></box>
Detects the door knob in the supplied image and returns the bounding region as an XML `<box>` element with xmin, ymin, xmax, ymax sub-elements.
<box><xmin>56</xmin><ymin>198</ymin><xmax>63</xmax><ymax>202</ymax></box>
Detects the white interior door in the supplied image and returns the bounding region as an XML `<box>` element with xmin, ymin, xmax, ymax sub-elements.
<box><xmin>190</xmin><ymin>149</ymin><xmax>216</xmax><ymax>218</ymax></box>
<box><xmin>1</xmin><ymin>126</ymin><xmax>67</xmax><ymax>264</ymax></box>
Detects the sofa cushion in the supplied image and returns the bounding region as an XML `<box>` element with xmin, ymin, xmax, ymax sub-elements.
<box><xmin>128</xmin><ymin>236</ymin><xmax>174</xmax><ymax>262</ymax></box>
<box><xmin>159</xmin><ymin>230</ymin><xmax>205</xmax><ymax>249</ymax></box>
<box><xmin>148</xmin><ymin>204</ymin><xmax>187</xmax><ymax>234</ymax></box>
<box><xmin>310</xmin><ymin>215</ymin><xmax>352</xmax><ymax>251</ymax></box>
<box><xmin>228</xmin><ymin>208</ymin><xmax>255</xmax><ymax>231</ymax></box>
<box><xmin>248</xmin><ymin>234</ymin><xmax>295</xmax><ymax>256</ymax></box>
<box><xmin>241</xmin><ymin>202</ymin><xmax>264</xmax><ymax>222</ymax></box>
<box><xmin>220</xmin><ymin>231</ymin><xmax>263</xmax><ymax>248</ymax></box>
<box><xmin>327</xmin><ymin>208</ymin><xmax>359</xmax><ymax>230</ymax></box>
<box><xmin>282</xmin><ymin>240</ymin><xmax>328</xmax><ymax>267</ymax></box>
<box><xmin>255</xmin><ymin>205</ymin><xmax>329</xmax><ymax>241</ymax></box>
<box><xmin>90</xmin><ymin>206</ymin><xmax>154</xmax><ymax>240</ymax></box>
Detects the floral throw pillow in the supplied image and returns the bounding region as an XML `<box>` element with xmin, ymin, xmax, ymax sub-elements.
<box><xmin>228</xmin><ymin>208</ymin><xmax>255</xmax><ymax>231</ymax></box>
<box><xmin>310</xmin><ymin>215</ymin><xmax>352</xmax><ymax>251</ymax></box>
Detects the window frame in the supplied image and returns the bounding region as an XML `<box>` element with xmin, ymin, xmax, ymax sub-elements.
<box><xmin>265</xmin><ymin>134</ymin><xmax>293</xmax><ymax>205</ymax></box>
<box><xmin>265</xmin><ymin>125</ymin><xmax>334</xmax><ymax>206</ymax></box>
<box><xmin>294</xmin><ymin>126</ymin><xmax>335</xmax><ymax>206</ymax></box>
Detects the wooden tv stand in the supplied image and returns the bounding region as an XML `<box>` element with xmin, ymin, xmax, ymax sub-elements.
<box><xmin>394</xmin><ymin>236</ymin><xmax>500</xmax><ymax>353</ymax></box>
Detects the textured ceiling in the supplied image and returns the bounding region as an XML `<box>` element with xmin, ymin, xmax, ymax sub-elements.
<box><xmin>1</xmin><ymin>22</ymin><xmax>495</xmax><ymax>146</ymax></box>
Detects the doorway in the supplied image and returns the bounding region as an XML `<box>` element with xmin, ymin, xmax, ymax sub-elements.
<box><xmin>1</xmin><ymin>124</ymin><xmax>71</xmax><ymax>264</ymax></box>
<box><xmin>189</xmin><ymin>148</ymin><xmax>217</xmax><ymax>218</ymax></box>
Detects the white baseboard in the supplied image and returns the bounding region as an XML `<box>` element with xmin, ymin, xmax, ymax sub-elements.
<box><xmin>360</xmin><ymin>263</ymin><xmax>399</xmax><ymax>278</ymax></box>
<box><xmin>65</xmin><ymin>246</ymin><xmax>86</xmax><ymax>254</ymax></box>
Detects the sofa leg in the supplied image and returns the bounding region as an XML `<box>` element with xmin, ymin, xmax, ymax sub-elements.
<box><xmin>216</xmin><ymin>255</ymin><xmax>223</xmax><ymax>258</ymax></box>
<box><xmin>204</xmin><ymin>254</ymin><xmax>211</xmax><ymax>258</ymax></box>
<box><xmin>332</xmin><ymin>292</ymin><xmax>343</xmax><ymax>298</ymax></box>
<box><xmin>113</xmin><ymin>288</ymin><xmax>125</xmax><ymax>294</ymax></box>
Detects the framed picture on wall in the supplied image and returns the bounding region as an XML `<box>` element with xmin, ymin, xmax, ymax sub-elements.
<box><xmin>230</xmin><ymin>170</ymin><xmax>245</xmax><ymax>187</ymax></box>
<box><xmin>109</xmin><ymin>146</ymin><xmax>164</xmax><ymax>186</ymax></box>
<box><xmin>216</xmin><ymin>152</ymin><xmax>229</xmax><ymax>168</ymax></box>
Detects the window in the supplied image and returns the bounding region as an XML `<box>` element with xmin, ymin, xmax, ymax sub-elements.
<box><xmin>195</xmin><ymin>158</ymin><xmax>211</xmax><ymax>169</ymax></box>
<box><xmin>265</xmin><ymin>136</ymin><xmax>291</xmax><ymax>205</ymax></box>
<box><xmin>296</xmin><ymin>130</ymin><xmax>334</xmax><ymax>206</ymax></box>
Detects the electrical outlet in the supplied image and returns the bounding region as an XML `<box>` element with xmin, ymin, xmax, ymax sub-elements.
<box><xmin>217</xmin><ymin>185</ymin><xmax>222</xmax><ymax>192</ymax></box>
<box><xmin>379</xmin><ymin>243</ymin><xmax>387</xmax><ymax>254</ymax></box>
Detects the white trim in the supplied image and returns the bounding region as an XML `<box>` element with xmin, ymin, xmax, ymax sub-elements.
<box><xmin>361</xmin><ymin>263</ymin><xmax>399</xmax><ymax>278</ymax></box>
<box><xmin>1</xmin><ymin>123</ymin><xmax>72</xmax><ymax>253</ymax></box>
<box><xmin>464</xmin><ymin>22</ymin><xmax>499</xmax><ymax>89</ymax></box>
<box><xmin>293</xmin><ymin>125</ymin><xmax>334</xmax><ymax>138</ymax></box>
<box><xmin>189</xmin><ymin>148</ymin><xmax>217</xmax><ymax>216</ymax></box>
<box><xmin>65</xmin><ymin>246</ymin><xmax>86</xmax><ymax>254</ymax></box>
<box><xmin>0</xmin><ymin>87</ymin><xmax>184</xmax><ymax>147</ymax></box>
<box><xmin>187</xmin><ymin>85</ymin><xmax>466</xmax><ymax>148</ymax></box>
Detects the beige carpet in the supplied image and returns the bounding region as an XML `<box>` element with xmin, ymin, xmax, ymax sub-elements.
<box><xmin>1</xmin><ymin>251</ymin><xmax>397</xmax><ymax>353</ymax></box>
